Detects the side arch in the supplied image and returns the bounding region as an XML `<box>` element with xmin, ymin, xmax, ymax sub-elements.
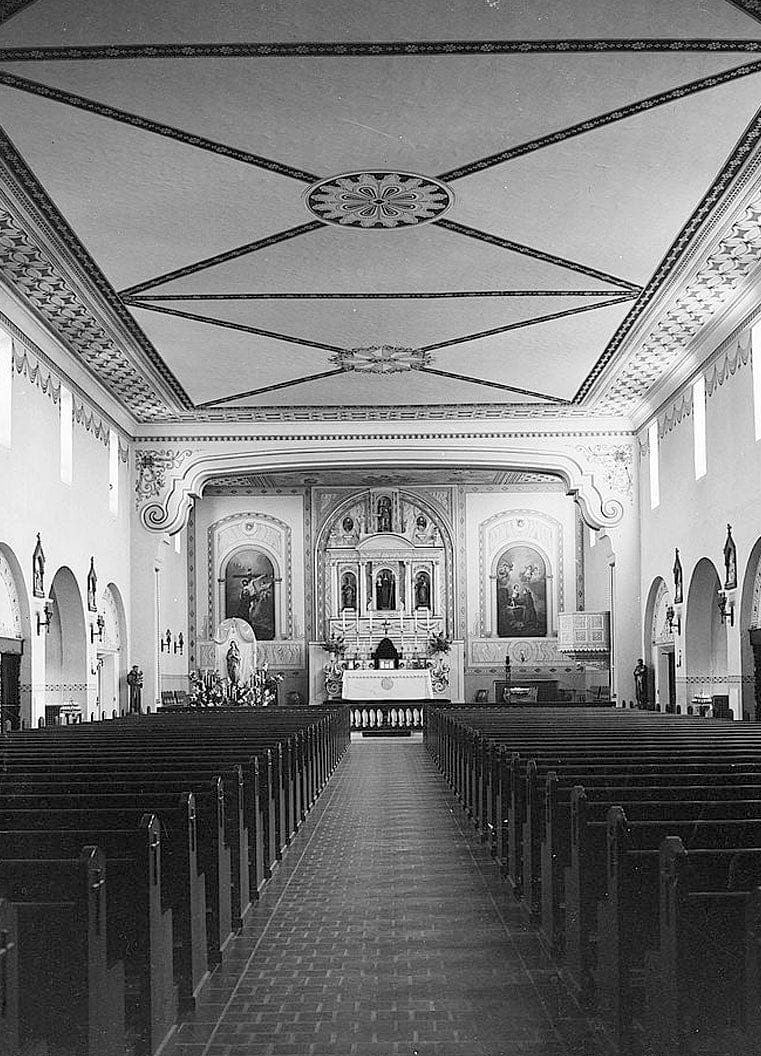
<box><xmin>684</xmin><ymin>557</ymin><xmax>726</xmax><ymax>712</ymax></box>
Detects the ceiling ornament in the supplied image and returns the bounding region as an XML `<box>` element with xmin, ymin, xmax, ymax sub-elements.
<box><xmin>331</xmin><ymin>346</ymin><xmax>431</xmax><ymax>374</ymax></box>
<box><xmin>305</xmin><ymin>172</ymin><xmax>452</xmax><ymax>229</ymax></box>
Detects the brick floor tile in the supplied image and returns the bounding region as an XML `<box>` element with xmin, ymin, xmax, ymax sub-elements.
<box><xmin>164</xmin><ymin>741</ymin><xmax>595</xmax><ymax>1056</ymax></box>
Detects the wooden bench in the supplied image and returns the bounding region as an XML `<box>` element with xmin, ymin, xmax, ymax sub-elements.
<box><xmin>0</xmin><ymin>847</ymin><xmax>125</xmax><ymax>1056</ymax></box>
<box><xmin>0</xmin><ymin>898</ymin><xmax>18</xmax><ymax>1056</ymax></box>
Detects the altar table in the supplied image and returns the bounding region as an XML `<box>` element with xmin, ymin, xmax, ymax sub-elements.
<box><xmin>341</xmin><ymin>668</ymin><xmax>434</xmax><ymax>701</ymax></box>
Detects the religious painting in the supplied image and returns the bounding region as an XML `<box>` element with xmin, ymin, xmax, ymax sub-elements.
<box><xmin>224</xmin><ymin>548</ymin><xmax>276</xmax><ymax>640</ymax></box>
<box><xmin>375</xmin><ymin>568</ymin><xmax>396</xmax><ymax>610</ymax></box>
<box><xmin>496</xmin><ymin>546</ymin><xmax>548</xmax><ymax>638</ymax></box>
<box><xmin>340</xmin><ymin>571</ymin><xmax>357</xmax><ymax>610</ymax></box>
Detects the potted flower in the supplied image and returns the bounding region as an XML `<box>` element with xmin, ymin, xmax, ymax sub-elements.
<box><xmin>188</xmin><ymin>669</ymin><xmax>225</xmax><ymax>707</ymax></box>
<box><xmin>321</xmin><ymin>633</ymin><xmax>347</xmax><ymax>658</ymax></box>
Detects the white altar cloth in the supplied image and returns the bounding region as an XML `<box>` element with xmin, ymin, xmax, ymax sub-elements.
<box><xmin>341</xmin><ymin>669</ymin><xmax>434</xmax><ymax>701</ymax></box>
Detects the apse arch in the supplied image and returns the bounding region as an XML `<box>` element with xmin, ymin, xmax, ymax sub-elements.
<box><xmin>47</xmin><ymin>566</ymin><xmax>87</xmax><ymax>718</ymax></box>
<box><xmin>0</xmin><ymin>542</ymin><xmax>32</xmax><ymax>728</ymax></box>
<box><xmin>684</xmin><ymin>557</ymin><xmax>726</xmax><ymax>712</ymax></box>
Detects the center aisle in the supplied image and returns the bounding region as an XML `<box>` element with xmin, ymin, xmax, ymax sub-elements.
<box><xmin>167</xmin><ymin>739</ymin><xmax>590</xmax><ymax>1056</ymax></box>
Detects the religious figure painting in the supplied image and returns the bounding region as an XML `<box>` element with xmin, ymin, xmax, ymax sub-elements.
<box><xmin>224</xmin><ymin>548</ymin><xmax>276</xmax><ymax>640</ymax></box>
<box><xmin>496</xmin><ymin>546</ymin><xmax>547</xmax><ymax>638</ymax></box>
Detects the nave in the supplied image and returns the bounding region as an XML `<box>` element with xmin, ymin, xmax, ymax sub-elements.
<box><xmin>166</xmin><ymin>738</ymin><xmax>586</xmax><ymax>1056</ymax></box>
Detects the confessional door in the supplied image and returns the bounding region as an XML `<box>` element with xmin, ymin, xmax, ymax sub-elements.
<box><xmin>0</xmin><ymin>652</ymin><xmax>21</xmax><ymax>731</ymax></box>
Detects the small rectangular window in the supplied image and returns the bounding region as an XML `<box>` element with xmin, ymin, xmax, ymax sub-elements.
<box><xmin>753</xmin><ymin>321</ymin><xmax>761</xmax><ymax>441</ymax></box>
<box><xmin>648</xmin><ymin>420</ymin><xmax>660</xmax><ymax>510</ymax></box>
<box><xmin>692</xmin><ymin>375</ymin><xmax>706</xmax><ymax>480</ymax></box>
<box><xmin>108</xmin><ymin>429</ymin><xmax>119</xmax><ymax>515</ymax></box>
<box><xmin>0</xmin><ymin>330</ymin><xmax>11</xmax><ymax>448</ymax></box>
<box><xmin>589</xmin><ymin>527</ymin><xmax>596</xmax><ymax>548</ymax></box>
<box><xmin>59</xmin><ymin>386</ymin><xmax>73</xmax><ymax>484</ymax></box>
<box><xmin>174</xmin><ymin>532</ymin><xmax>181</xmax><ymax>555</ymax></box>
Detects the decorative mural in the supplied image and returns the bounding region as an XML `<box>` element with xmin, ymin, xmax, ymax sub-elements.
<box><xmin>224</xmin><ymin>548</ymin><xmax>276</xmax><ymax>640</ymax></box>
<box><xmin>496</xmin><ymin>546</ymin><xmax>547</xmax><ymax>638</ymax></box>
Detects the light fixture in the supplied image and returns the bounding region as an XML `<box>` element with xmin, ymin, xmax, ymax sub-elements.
<box><xmin>173</xmin><ymin>632</ymin><xmax>185</xmax><ymax>656</ymax></box>
<box><xmin>665</xmin><ymin>605</ymin><xmax>681</xmax><ymax>635</ymax></box>
<box><xmin>717</xmin><ymin>590</ymin><xmax>735</xmax><ymax>627</ymax></box>
<box><xmin>160</xmin><ymin>629</ymin><xmax>172</xmax><ymax>653</ymax></box>
<box><xmin>91</xmin><ymin>613</ymin><xmax>105</xmax><ymax>644</ymax></box>
<box><xmin>36</xmin><ymin>600</ymin><xmax>53</xmax><ymax>635</ymax></box>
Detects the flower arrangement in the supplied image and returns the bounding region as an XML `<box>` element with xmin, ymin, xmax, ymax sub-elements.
<box><xmin>188</xmin><ymin>669</ymin><xmax>225</xmax><ymax>707</ymax></box>
<box><xmin>428</xmin><ymin>630</ymin><xmax>451</xmax><ymax>654</ymax></box>
<box><xmin>321</xmin><ymin>633</ymin><xmax>347</xmax><ymax>656</ymax></box>
<box><xmin>250</xmin><ymin>663</ymin><xmax>284</xmax><ymax>707</ymax></box>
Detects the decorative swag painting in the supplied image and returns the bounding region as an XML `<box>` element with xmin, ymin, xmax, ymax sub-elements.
<box><xmin>496</xmin><ymin>546</ymin><xmax>547</xmax><ymax>638</ymax></box>
<box><xmin>224</xmin><ymin>548</ymin><xmax>276</xmax><ymax>640</ymax></box>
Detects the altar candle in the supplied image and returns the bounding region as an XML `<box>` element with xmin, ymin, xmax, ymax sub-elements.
<box><xmin>426</xmin><ymin>611</ymin><xmax>431</xmax><ymax>632</ymax></box>
<box><xmin>342</xmin><ymin>609</ymin><xmax>346</xmax><ymax>633</ymax></box>
<box><xmin>414</xmin><ymin>610</ymin><xmax>418</xmax><ymax>632</ymax></box>
<box><xmin>369</xmin><ymin>608</ymin><xmax>373</xmax><ymax>635</ymax></box>
<box><xmin>400</xmin><ymin>607</ymin><xmax>404</xmax><ymax>633</ymax></box>
<box><xmin>356</xmin><ymin>609</ymin><xmax>360</xmax><ymax>634</ymax></box>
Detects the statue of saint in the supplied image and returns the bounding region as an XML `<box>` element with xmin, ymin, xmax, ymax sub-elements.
<box><xmin>376</xmin><ymin>569</ymin><xmax>395</xmax><ymax>610</ymax></box>
<box><xmin>226</xmin><ymin>640</ymin><xmax>241</xmax><ymax>685</ymax></box>
<box><xmin>414</xmin><ymin>571</ymin><xmax>430</xmax><ymax>609</ymax></box>
<box><xmin>377</xmin><ymin>496</ymin><xmax>392</xmax><ymax>533</ymax></box>
<box><xmin>126</xmin><ymin>665</ymin><xmax>143</xmax><ymax>713</ymax></box>
<box><xmin>341</xmin><ymin>573</ymin><xmax>357</xmax><ymax>610</ymax></box>
<box><xmin>633</xmin><ymin>658</ymin><xmax>649</xmax><ymax>708</ymax></box>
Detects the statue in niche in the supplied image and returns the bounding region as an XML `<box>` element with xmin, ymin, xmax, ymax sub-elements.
<box><xmin>377</xmin><ymin>496</ymin><xmax>392</xmax><ymax>533</ymax></box>
<box><xmin>724</xmin><ymin>524</ymin><xmax>737</xmax><ymax>590</ymax></box>
<box><xmin>86</xmin><ymin>557</ymin><xmax>98</xmax><ymax>612</ymax></box>
<box><xmin>414</xmin><ymin>571</ymin><xmax>431</xmax><ymax>609</ymax></box>
<box><xmin>226</xmin><ymin>640</ymin><xmax>241</xmax><ymax>685</ymax></box>
<box><xmin>340</xmin><ymin>572</ymin><xmax>357</xmax><ymax>610</ymax></box>
<box><xmin>376</xmin><ymin>569</ymin><xmax>396</xmax><ymax>610</ymax></box>
<box><xmin>673</xmin><ymin>547</ymin><xmax>683</xmax><ymax>604</ymax></box>
<box><xmin>32</xmin><ymin>533</ymin><xmax>45</xmax><ymax>599</ymax></box>
<box><xmin>496</xmin><ymin>546</ymin><xmax>547</xmax><ymax>638</ymax></box>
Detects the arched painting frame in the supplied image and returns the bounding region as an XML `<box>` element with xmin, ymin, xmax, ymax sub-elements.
<box><xmin>224</xmin><ymin>548</ymin><xmax>276</xmax><ymax>640</ymax></box>
<box><xmin>496</xmin><ymin>545</ymin><xmax>547</xmax><ymax>638</ymax></box>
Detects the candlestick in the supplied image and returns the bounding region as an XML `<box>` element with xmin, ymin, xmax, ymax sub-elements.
<box><xmin>369</xmin><ymin>608</ymin><xmax>373</xmax><ymax>635</ymax></box>
<box><xmin>356</xmin><ymin>609</ymin><xmax>360</xmax><ymax>634</ymax></box>
<box><xmin>414</xmin><ymin>610</ymin><xmax>418</xmax><ymax>632</ymax></box>
<box><xmin>342</xmin><ymin>609</ymin><xmax>346</xmax><ymax>633</ymax></box>
<box><xmin>400</xmin><ymin>608</ymin><xmax>404</xmax><ymax>633</ymax></box>
<box><xmin>426</xmin><ymin>611</ymin><xmax>431</xmax><ymax>633</ymax></box>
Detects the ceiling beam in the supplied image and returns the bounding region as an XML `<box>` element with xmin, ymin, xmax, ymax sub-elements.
<box><xmin>724</xmin><ymin>1</ymin><xmax>761</xmax><ymax>24</ymax></box>
<box><xmin>420</xmin><ymin>366</ymin><xmax>566</xmax><ymax>402</ymax></box>
<box><xmin>129</xmin><ymin>289</ymin><xmax>625</xmax><ymax>300</ymax></box>
<box><xmin>0</xmin><ymin>70</ymin><xmax>320</xmax><ymax>184</ymax></box>
<box><xmin>1</xmin><ymin>40</ymin><xmax>760</xmax><ymax>61</ymax></box>
<box><xmin>434</xmin><ymin>219</ymin><xmax>642</xmax><ymax>292</ymax></box>
<box><xmin>129</xmin><ymin>301</ymin><xmax>349</xmax><ymax>354</ymax></box>
<box><xmin>119</xmin><ymin>221</ymin><xmax>325</xmax><ymax>297</ymax></box>
<box><xmin>438</xmin><ymin>60</ymin><xmax>761</xmax><ymax>181</ymax></box>
<box><xmin>198</xmin><ymin>369</ymin><xmax>345</xmax><ymax>407</ymax></box>
<box><xmin>0</xmin><ymin>0</ymin><xmax>40</xmax><ymax>25</ymax></box>
<box><xmin>417</xmin><ymin>296</ymin><xmax>636</xmax><ymax>353</ymax></box>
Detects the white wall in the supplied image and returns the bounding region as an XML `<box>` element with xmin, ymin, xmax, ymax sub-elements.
<box><xmin>0</xmin><ymin>307</ymin><xmax>132</xmax><ymax>724</ymax></box>
<box><xmin>638</xmin><ymin>325</ymin><xmax>758</xmax><ymax>718</ymax></box>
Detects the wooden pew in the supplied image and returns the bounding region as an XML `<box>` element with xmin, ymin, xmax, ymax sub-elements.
<box><xmin>639</xmin><ymin>838</ymin><xmax>761</xmax><ymax>1056</ymax></box>
<box><xmin>1</xmin><ymin>814</ymin><xmax>175</xmax><ymax>1056</ymax></box>
<box><xmin>0</xmin><ymin>898</ymin><xmax>18</xmax><ymax>1056</ymax></box>
<box><xmin>0</xmin><ymin>847</ymin><xmax>125</xmax><ymax>1056</ymax></box>
<box><xmin>0</xmin><ymin>797</ymin><xmax>207</xmax><ymax>1015</ymax></box>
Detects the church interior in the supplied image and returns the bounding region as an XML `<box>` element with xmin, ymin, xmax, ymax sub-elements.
<box><xmin>2</xmin><ymin>1</ymin><xmax>761</xmax><ymax>1054</ymax></box>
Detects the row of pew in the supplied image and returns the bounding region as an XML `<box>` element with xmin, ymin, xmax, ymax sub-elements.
<box><xmin>424</xmin><ymin>705</ymin><xmax>761</xmax><ymax>1056</ymax></box>
<box><xmin>0</xmin><ymin>704</ymin><xmax>350</xmax><ymax>1056</ymax></box>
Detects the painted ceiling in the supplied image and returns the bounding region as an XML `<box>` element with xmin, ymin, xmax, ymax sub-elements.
<box><xmin>202</xmin><ymin>468</ymin><xmax>560</xmax><ymax>492</ymax></box>
<box><xmin>0</xmin><ymin>0</ymin><xmax>760</xmax><ymax>421</ymax></box>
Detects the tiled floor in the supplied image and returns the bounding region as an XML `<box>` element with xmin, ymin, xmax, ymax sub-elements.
<box><xmin>165</xmin><ymin>738</ymin><xmax>595</xmax><ymax>1056</ymax></box>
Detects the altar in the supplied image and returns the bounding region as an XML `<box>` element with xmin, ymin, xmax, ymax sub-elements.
<box><xmin>341</xmin><ymin>668</ymin><xmax>434</xmax><ymax>701</ymax></box>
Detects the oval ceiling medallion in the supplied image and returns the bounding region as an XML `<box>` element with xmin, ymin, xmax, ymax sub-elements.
<box><xmin>331</xmin><ymin>346</ymin><xmax>431</xmax><ymax>374</ymax></box>
<box><xmin>305</xmin><ymin>171</ymin><xmax>453</xmax><ymax>229</ymax></box>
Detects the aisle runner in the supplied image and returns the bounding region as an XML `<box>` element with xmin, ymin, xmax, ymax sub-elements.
<box><xmin>168</xmin><ymin>741</ymin><xmax>586</xmax><ymax>1056</ymax></box>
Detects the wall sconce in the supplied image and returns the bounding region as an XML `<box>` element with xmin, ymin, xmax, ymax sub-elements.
<box><xmin>173</xmin><ymin>632</ymin><xmax>185</xmax><ymax>656</ymax></box>
<box><xmin>90</xmin><ymin>613</ymin><xmax>105</xmax><ymax>644</ymax></box>
<box><xmin>665</xmin><ymin>605</ymin><xmax>681</xmax><ymax>635</ymax></box>
<box><xmin>717</xmin><ymin>590</ymin><xmax>735</xmax><ymax>627</ymax></box>
<box><xmin>160</xmin><ymin>629</ymin><xmax>172</xmax><ymax>653</ymax></box>
<box><xmin>36</xmin><ymin>600</ymin><xmax>53</xmax><ymax>635</ymax></box>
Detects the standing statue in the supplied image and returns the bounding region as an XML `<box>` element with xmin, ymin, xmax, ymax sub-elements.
<box><xmin>633</xmin><ymin>658</ymin><xmax>649</xmax><ymax>709</ymax></box>
<box><xmin>226</xmin><ymin>640</ymin><xmax>241</xmax><ymax>686</ymax></box>
<box><xmin>126</xmin><ymin>665</ymin><xmax>143</xmax><ymax>714</ymax></box>
<box><xmin>377</xmin><ymin>496</ymin><xmax>392</xmax><ymax>533</ymax></box>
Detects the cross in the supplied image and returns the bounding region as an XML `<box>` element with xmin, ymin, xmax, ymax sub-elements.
<box><xmin>382</xmin><ymin>619</ymin><xmax>390</xmax><ymax>635</ymax></box>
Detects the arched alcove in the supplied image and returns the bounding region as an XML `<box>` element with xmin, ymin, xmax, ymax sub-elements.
<box><xmin>740</xmin><ymin>536</ymin><xmax>761</xmax><ymax>720</ymax></box>
<box><xmin>97</xmin><ymin>582</ymin><xmax>128</xmax><ymax>716</ymax></box>
<box><xmin>685</xmin><ymin>558</ymin><xmax>726</xmax><ymax>711</ymax></box>
<box><xmin>47</xmin><ymin>566</ymin><xmax>87</xmax><ymax>719</ymax></box>
<box><xmin>0</xmin><ymin>542</ymin><xmax>32</xmax><ymax>729</ymax></box>
<box><xmin>643</xmin><ymin>576</ymin><xmax>674</xmax><ymax>712</ymax></box>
